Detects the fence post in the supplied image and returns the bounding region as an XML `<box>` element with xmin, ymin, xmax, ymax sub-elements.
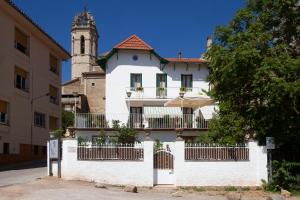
<box><xmin>143</xmin><ymin>139</ymin><xmax>154</xmax><ymax>186</ymax></box>
<box><xmin>174</xmin><ymin>136</ymin><xmax>185</xmax><ymax>187</ymax></box>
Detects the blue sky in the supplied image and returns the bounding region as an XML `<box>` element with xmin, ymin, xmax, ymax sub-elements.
<box><xmin>13</xmin><ymin>0</ymin><xmax>245</xmax><ymax>82</ymax></box>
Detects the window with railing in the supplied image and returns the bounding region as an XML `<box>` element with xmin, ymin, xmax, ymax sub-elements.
<box><xmin>15</xmin><ymin>67</ymin><xmax>29</xmax><ymax>92</ymax></box>
<box><xmin>50</xmin><ymin>54</ymin><xmax>59</xmax><ymax>75</ymax></box>
<box><xmin>34</xmin><ymin>112</ymin><xmax>46</xmax><ymax>128</ymax></box>
<box><xmin>0</xmin><ymin>100</ymin><xmax>9</xmax><ymax>125</ymax></box>
<box><xmin>156</xmin><ymin>74</ymin><xmax>167</xmax><ymax>98</ymax></box>
<box><xmin>15</xmin><ymin>28</ymin><xmax>29</xmax><ymax>56</ymax></box>
<box><xmin>181</xmin><ymin>74</ymin><xmax>193</xmax><ymax>91</ymax></box>
<box><xmin>130</xmin><ymin>73</ymin><xmax>142</xmax><ymax>91</ymax></box>
<box><xmin>49</xmin><ymin>85</ymin><xmax>59</xmax><ymax>105</ymax></box>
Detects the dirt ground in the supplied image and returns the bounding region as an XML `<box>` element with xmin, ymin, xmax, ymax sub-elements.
<box><xmin>0</xmin><ymin>177</ymin><xmax>299</xmax><ymax>200</ymax></box>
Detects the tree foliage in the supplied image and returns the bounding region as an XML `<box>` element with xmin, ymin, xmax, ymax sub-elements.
<box><xmin>61</xmin><ymin>111</ymin><xmax>74</xmax><ymax>131</ymax></box>
<box><xmin>206</xmin><ymin>0</ymin><xmax>300</xmax><ymax>159</ymax></box>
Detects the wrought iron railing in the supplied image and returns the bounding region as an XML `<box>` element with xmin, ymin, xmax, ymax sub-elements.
<box><xmin>75</xmin><ymin>113</ymin><xmax>209</xmax><ymax>129</ymax></box>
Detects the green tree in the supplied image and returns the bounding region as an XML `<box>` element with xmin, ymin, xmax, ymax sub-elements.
<box><xmin>207</xmin><ymin>0</ymin><xmax>300</xmax><ymax>159</ymax></box>
<box><xmin>61</xmin><ymin>111</ymin><xmax>74</xmax><ymax>131</ymax></box>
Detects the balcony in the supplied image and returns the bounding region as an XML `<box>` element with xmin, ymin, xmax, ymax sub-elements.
<box><xmin>75</xmin><ymin>113</ymin><xmax>209</xmax><ymax>130</ymax></box>
<box><xmin>125</xmin><ymin>87</ymin><xmax>204</xmax><ymax>100</ymax></box>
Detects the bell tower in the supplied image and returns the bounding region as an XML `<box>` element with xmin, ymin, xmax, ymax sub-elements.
<box><xmin>71</xmin><ymin>10</ymin><xmax>98</xmax><ymax>79</ymax></box>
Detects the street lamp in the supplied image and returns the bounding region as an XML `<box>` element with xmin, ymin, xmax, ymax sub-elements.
<box><xmin>126</xmin><ymin>91</ymin><xmax>132</xmax><ymax>127</ymax></box>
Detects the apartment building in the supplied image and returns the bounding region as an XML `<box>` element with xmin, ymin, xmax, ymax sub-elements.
<box><xmin>0</xmin><ymin>1</ymin><xmax>70</xmax><ymax>164</ymax></box>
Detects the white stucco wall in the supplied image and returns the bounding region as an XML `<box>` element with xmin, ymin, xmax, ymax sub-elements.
<box><xmin>55</xmin><ymin>139</ymin><xmax>154</xmax><ymax>186</ymax></box>
<box><xmin>49</xmin><ymin>139</ymin><xmax>268</xmax><ymax>187</ymax></box>
<box><xmin>105</xmin><ymin>49</ymin><xmax>210</xmax><ymax>124</ymax></box>
<box><xmin>174</xmin><ymin>141</ymin><xmax>268</xmax><ymax>186</ymax></box>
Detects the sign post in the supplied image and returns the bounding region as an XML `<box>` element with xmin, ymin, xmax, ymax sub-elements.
<box><xmin>266</xmin><ymin>137</ymin><xmax>275</xmax><ymax>182</ymax></box>
<box><xmin>49</xmin><ymin>138</ymin><xmax>61</xmax><ymax>178</ymax></box>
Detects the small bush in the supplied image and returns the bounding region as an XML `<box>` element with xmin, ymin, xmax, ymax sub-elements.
<box><xmin>194</xmin><ymin>187</ymin><xmax>205</xmax><ymax>192</ymax></box>
<box><xmin>225</xmin><ymin>186</ymin><xmax>237</xmax><ymax>191</ymax></box>
<box><xmin>268</xmin><ymin>160</ymin><xmax>300</xmax><ymax>192</ymax></box>
<box><xmin>241</xmin><ymin>187</ymin><xmax>250</xmax><ymax>191</ymax></box>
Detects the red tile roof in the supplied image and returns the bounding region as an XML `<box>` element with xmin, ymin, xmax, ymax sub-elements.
<box><xmin>165</xmin><ymin>58</ymin><xmax>208</xmax><ymax>63</ymax></box>
<box><xmin>114</xmin><ymin>34</ymin><xmax>153</xmax><ymax>50</ymax></box>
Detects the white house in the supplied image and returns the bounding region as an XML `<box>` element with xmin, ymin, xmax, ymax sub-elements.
<box><xmin>75</xmin><ymin>34</ymin><xmax>216</xmax><ymax>142</ymax></box>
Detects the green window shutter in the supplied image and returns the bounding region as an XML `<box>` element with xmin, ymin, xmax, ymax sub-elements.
<box><xmin>130</xmin><ymin>74</ymin><xmax>133</xmax><ymax>88</ymax></box>
<box><xmin>156</xmin><ymin>74</ymin><xmax>159</xmax><ymax>88</ymax></box>
<box><xmin>190</xmin><ymin>75</ymin><xmax>193</xmax><ymax>88</ymax></box>
<box><xmin>139</xmin><ymin>74</ymin><xmax>142</xmax><ymax>87</ymax></box>
<box><xmin>181</xmin><ymin>74</ymin><xmax>183</xmax><ymax>87</ymax></box>
<box><xmin>164</xmin><ymin>74</ymin><xmax>167</xmax><ymax>87</ymax></box>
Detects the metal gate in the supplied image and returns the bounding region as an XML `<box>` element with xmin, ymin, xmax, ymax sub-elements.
<box><xmin>153</xmin><ymin>143</ymin><xmax>174</xmax><ymax>185</ymax></box>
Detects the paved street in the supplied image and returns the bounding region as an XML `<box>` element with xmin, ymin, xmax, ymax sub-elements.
<box><xmin>0</xmin><ymin>177</ymin><xmax>299</xmax><ymax>200</ymax></box>
<box><xmin>0</xmin><ymin>166</ymin><xmax>46</xmax><ymax>187</ymax></box>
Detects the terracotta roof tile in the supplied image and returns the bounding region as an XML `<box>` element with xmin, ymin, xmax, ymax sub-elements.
<box><xmin>165</xmin><ymin>58</ymin><xmax>208</xmax><ymax>63</ymax></box>
<box><xmin>114</xmin><ymin>34</ymin><xmax>153</xmax><ymax>50</ymax></box>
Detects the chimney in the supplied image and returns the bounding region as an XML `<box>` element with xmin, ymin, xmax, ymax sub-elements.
<box><xmin>206</xmin><ymin>36</ymin><xmax>212</xmax><ymax>50</ymax></box>
<box><xmin>178</xmin><ymin>51</ymin><xmax>182</xmax><ymax>59</ymax></box>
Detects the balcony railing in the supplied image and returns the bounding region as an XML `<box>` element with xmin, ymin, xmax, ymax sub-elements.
<box><xmin>75</xmin><ymin>113</ymin><xmax>209</xmax><ymax>129</ymax></box>
<box><xmin>125</xmin><ymin>87</ymin><xmax>205</xmax><ymax>99</ymax></box>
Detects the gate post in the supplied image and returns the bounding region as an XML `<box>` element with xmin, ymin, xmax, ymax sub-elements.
<box><xmin>144</xmin><ymin>139</ymin><xmax>154</xmax><ymax>186</ymax></box>
<box><xmin>174</xmin><ymin>136</ymin><xmax>185</xmax><ymax>187</ymax></box>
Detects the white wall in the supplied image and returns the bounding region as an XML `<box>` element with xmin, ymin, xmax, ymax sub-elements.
<box><xmin>49</xmin><ymin>139</ymin><xmax>268</xmax><ymax>187</ymax></box>
<box><xmin>174</xmin><ymin>141</ymin><xmax>268</xmax><ymax>186</ymax></box>
<box><xmin>105</xmin><ymin>49</ymin><xmax>210</xmax><ymax>124</ymax></box>
<box><xmin>54</xmin><ymin>139</ymin><xmax>154</xmax><ymax>187</ymax></box>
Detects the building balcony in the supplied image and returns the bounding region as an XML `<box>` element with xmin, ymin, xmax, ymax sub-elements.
<box><xmin>75</xmin><ymin>113</ymin><xmax>209</xmax><ymax>130</ymax></box>
<box><xmin>125</xmin><ymin>87</ymin><xmax>204</xmax><ymax>100</ymax></box>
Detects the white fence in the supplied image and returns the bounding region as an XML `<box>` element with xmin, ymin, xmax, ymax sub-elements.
<box><xmin>48</xmin><ymin>139</ymin><xmax>267</xmax><ymax>187</ymax></box>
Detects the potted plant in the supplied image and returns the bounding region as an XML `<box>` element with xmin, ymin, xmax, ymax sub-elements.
<box><xmin>136</xmin><ymin>86</ymin><xmax>144</xmax><ymax>92</ymax></box>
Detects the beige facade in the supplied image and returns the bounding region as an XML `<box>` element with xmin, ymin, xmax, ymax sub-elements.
<box><xmin>62</xmin><ymin>10</ymin><xmax>105</xmax><ymax>114</ymax></box>
<box><xmin>0</xmin><ymin>1</ymin><xmax>70</xmax><ymax>164</ymax></box>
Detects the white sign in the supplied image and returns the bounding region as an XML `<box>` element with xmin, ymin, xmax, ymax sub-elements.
<box><xmin>49</xmin><ymin>139</ymin><xmax>59</xmax><ymax>159</ymax></box>
<box><xmin>266</xmin><ymin>137</ymin><xmax>275</xmax><ymax>149</ymax></box>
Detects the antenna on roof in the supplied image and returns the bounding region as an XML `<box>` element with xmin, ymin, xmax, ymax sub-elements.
<box><xmin>178</xmin><ymin>50</ymin><xmax>182</xmax><ymax>59</ymax></box>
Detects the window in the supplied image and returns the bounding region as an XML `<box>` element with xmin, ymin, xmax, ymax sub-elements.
<box><xmin>132</xmin><ymin>55</ymin><xmax>138</xmax><ymax>61</ymax></box>
<box><xmin>0</xmin><ymin>100</ymin><xmax>9</xmax><ymax>125</ymax></box>
<box><xmin>91</xmin><ymin>83</ymin><xmax>95</xmax><ymax>86</ymax></box>
<box><xmin>15</xmin><ymin>28</ymin><xmax>29</xmax><ymax>55</ymax></box>
<box><xmin>129</xmin><ymin>107</ymin><xmax>143</xmax><ymax>128</ymax></box>
<box><xmin>156</xmin><ymin>74</ymin><xmax>167</xmax><ymax>97</ymax></box>
<box><xmin>15</xmin><ymin>67</ymin><xmax>29</xmax><ymax>92</ymax></box>
<box><xmin>50</xmin><ymin>54</ymin><xmax>59</xmax><ymax>74</ymax></box>
<box><xmin>49</xmin><ymin>85</ymin><xmax>58</xmax><ymax>104</ymax></box>
<box><xmin>34</xmin><ymin>112</ymin><xmax>46</xmax><ymax>128</ymax></box>
<box><xmin>130</xmin><ymin>73</ymin><xmax>142</xmax><ymax>90</ymax></box>
<box><xmin>181</xmin><ymin>74</ymin><xmax>193</xmax><ymax>91</ymax></box>
<box><xmin>49</xmin><ymin>116</ymin><xmax>58</xmax><ymax>131</ymax></box>
<box><xmin>3</xmin><ymin>143</ymin><xmax>9</xmax><ymax>155</ymax></box>
<box><xmin>80</xmin><ymin>36</ymin><xmax>85</xmax><ymax>54</ymax></box>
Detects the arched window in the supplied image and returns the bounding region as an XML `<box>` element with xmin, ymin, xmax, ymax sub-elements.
<box><xmin>80</xmin><ymin>36</ymin><xmax>85</xmax><ymax>54</ymax></box>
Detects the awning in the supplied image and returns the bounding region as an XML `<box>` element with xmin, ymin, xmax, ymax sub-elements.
<box><xmin>199</xmin><ymin>104</ymin><xmax>219</xmax><ymax>120</ymax></box>
<box><xmin>164</xmin><ymin>95</ymin><xmax>214</xmax><ymax>108</ymax></box>
<box><xmin>144</xmin><ymin>107</ymin><xmax>182</xmax><ymax>118</ymax></box>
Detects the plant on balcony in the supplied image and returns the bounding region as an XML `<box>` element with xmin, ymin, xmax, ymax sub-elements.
<box><xmin>136</xmin><ymin>86</ymin><xmax>144</xmax><ymax>92</ymax></box>
<box><xmin>159</xmin><ymin>87</ymin><xmax>165</xmax><ymax>91</ymax></box>
<box><xmin>180</xmin><ymin>87</ymin><xmax>186</xmax><ymax>92</ymax></box>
